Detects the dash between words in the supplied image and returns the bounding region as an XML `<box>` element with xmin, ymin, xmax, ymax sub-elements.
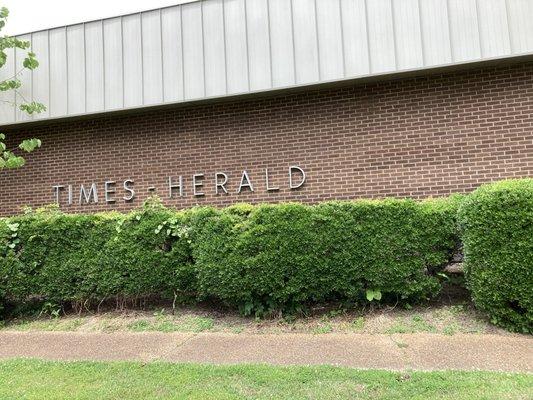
<box><xmin>53</xmin><ymin>166</ymin><xmax>306</xmax><ymax>205</ymax></box>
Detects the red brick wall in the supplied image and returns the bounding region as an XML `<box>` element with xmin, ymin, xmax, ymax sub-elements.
<box><xmin>1</xmin><ymin>62</ymin><xmax>532</xmax><ymax>216</ymax></box>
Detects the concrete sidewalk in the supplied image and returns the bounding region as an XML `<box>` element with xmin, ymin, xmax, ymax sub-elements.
<box><xmin>0</xmin><ymin>331</ymin><xmax>531</xmax><ymax>372</ymax></box>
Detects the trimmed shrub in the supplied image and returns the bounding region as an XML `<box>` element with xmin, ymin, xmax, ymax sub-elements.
<box><xmin>0</xmin><ymin>196</ymin><xmax>462</xmax><ymax>317</ymax></box>
<box><xmin>0</xmin><ymin>201</ymin><xmax>194</xmax><ymax>313</ymax></box>
<box><xmin>90</xmin><ymin>203</ymin><xmax>194</xmax><ymax>304</ymax></box>
<box><xmin>458</xmin><ymin>179</ymin><xmax>533</xmax><ymax>333</ymax></box>
<box><xmin>193</xmin><ymin>198</ymin><xmax>462</xmax><ymax>315</ymax></box>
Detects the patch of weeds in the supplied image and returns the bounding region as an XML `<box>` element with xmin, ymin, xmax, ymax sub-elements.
<box><xmin>448</xmin><ymin>304</ymin><xmax>466</xmax><ymax>316</ymax></box>
<box><xmin>282</xmin><ymin>315</ymin><xmax>297</xmax><ymax>324</ymax></box>
<box><xmin>1</xmin><ymin>319</ymin><xmax>28</xmax><ymax>331</ymax></box>
<box><xmin>443</xmin><ymin>323</ymin><xmax>459</xmax><ymax>336</ymax></box>
<box><xmin>98</xmin><ymin>319</ymin><xmax>121</xmax><ymax>333</ymax></box>
<box><xmin>154</xmin><ymin>318</ymin><xmax>179</xmax><ymax>333</ymax></box>
<box><xmin>128</xmin><ymin>316</ymin><xmax>215</xmax><ymax>333</ymax></box>
<box><xmin>327</xmin><ymin>309</ymin><xmax>345</xmax><ymax>318</ymax></box>
<box><xmin>153</xmin><ymin>309</ymin><xmax>167</xmax><ymax>319</ymax></box>
<box><xmin>387</xmin><ymin>315</ymin><xmax>438</xmax><ymax>334</ymax></box>
<box><xmin>6</xmin><ymin>320</ymin><xmax>33</xmax><ymax>331</ymax></box>
<box><xmin>462</xmin><ymin>325</ymin><xmax>484</xmax><ymax>334</ymax></box>
<box><xmin>396</xmin><ymin>341</ymin><xmax>409</xmax><ymax>349</ymax></box>
<box><xmin>312</xmin><ymin>323</ymin><xmax>333</xmax><ymax>334</ymax></box>
<box><xmin>178</xmin><ymin>316</ymin><xmax>215</xmax><ymax>333</ymax></box>
<box><xmin>385</xmin><ymin>322</ymin><xmax>411</xmax><ymax>334</ymax></box>
<box><xmin>350</xmin><ymin>317</ymin><xmax>365</xmax><ymax>331</ymax></box>
<box><xmin>410</xmin><ymin>315</ymin><xmax>437</xmax><ymax>333</ymax></box>
<box><xmin>127</xmin><ymin>320</ymin><xmax>152</xmax><ymax>332</ymax></box>
<box><xmin>2</xmin><ymin>317</ymin><xmax>84</xmax><ymax>332</ymax></box>
<box><xmin>39</xmin><ymin>302</ymin><xmax>61</xmax><ymax>319</ymax></box>
<box><xmin>50</xmin><ymin>318</ymin><xmax>84</xmax><ymax>331</ymax></box>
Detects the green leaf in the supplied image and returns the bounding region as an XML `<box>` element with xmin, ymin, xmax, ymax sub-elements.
<box><xmin>366</xmin><ymin>289</ymin><xmax>382</xmax><ymax>302</ymax></box>
<box><xmin>0</xmin><ymin>79</ymin><xmax>21</xmax><ymax>91</ymax></box>
<box><xmin>19</xmin><ymin>102</ymin><xmax>46</xmax><ymax>115</ymax></box>
<box><xmin>19</xmin><ymin>138</ymin><xmax>42</xmax><ymax>152</ymax></box>
<box><xmin>243</xmin><ymin>302</ymin><xmax>254</xmax><ymax>316</ymax></box>
<box><xmin>437</xmin><ymin>272</ymin><xmax>450</xmax><ymax>281</ymax></box>
<box><xmin>7</xmin><ymin>222</ymin><xmax>19</xmax><ymax>231</ymax></box>
<box><xmin>4</xmin><ymin>155</ymin><xmax>25</xmax><ymax>169</ymax></box>
<box><xmin>23</xmin><ymin>53</ymin><xmax>39</xmax><ymax>70</ymax></box>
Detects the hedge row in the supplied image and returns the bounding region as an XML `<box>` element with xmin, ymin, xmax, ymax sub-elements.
<box><xmin>193</xmin><ymin>199</ymin><xmax>461</xmax><ymax>314</ymax></box>
<box><xmin>1</xmin><ymin>178</ymin><xmax>531</xmax><ymax>332</ymax></box>
<box><xmin>458</xmin><ymin>179</ymin><xmax>533</xmax><ymax>333</ymax></box>
<box><xmin>0</xmin><ymin>196</ymin><xmax>461</xmax><ymax>317</ymax></box>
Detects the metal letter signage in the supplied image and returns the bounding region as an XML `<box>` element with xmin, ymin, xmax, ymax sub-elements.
<box><xmin>53</xmin><ymin>165</ymin><xmax>307</xmax><ymax>206</ymax></box>
<box><xmin>289</xmin><ymin>166</ymin><xmax>306</xmax><ymax>189</ymax></box>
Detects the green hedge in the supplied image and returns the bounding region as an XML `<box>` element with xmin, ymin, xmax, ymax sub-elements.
<box><xmin>193</xmin><ymin>199</ymin><xmax>461</xmax><ymax>314</ymax></box>
<box><xmin>458</xmin><ymin>179</ymin><xmax>533</xmax><ymax>333</ymax></box>
<box><xmin>0</xmin><ymin>197</ymin><xmax>461</xmax><ymax>317</ymax></box>
<box><xmin>2</xmin><ymin>180</ymin><xmax>530</xmax><ymax>329</ymax></box>
<box><xmin>0</xmin><ymin>202</ymin><xmax>193</xmax><ymax>313</ymax></box>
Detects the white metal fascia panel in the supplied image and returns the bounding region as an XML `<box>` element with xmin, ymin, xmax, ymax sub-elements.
<box><xmin>392</xmin><ymin>0</ymin><xmax>423</xmax><ymax>70</ymax></box>
<box><xmin>341</xmin><ymin>0</ymin><xmax>370</xmax><ymax>77</ymax></box>
<box><xmin>122</xmin><ymin>14</ymin><xmax>143</xmax><ymax>108</ymax></box>
<box><xmin>66</xmin><ymin>24</ymin><xmax>86</xmax><ymax>115</ymax></box>
<box><xmin>84</xmin><ymin>21</ymin><xmax>105</xmax><ymax>113</ymax></box>
<box><xmin>224</xmin><ymin>0</ymin><xmax>249</xmax><ymax>94</ymax></box>
<box><xmin>477</xmin><ymin>0</ymin><xmax>512</xmax><ymax>58</ymax></box>
<box><xmin>316</xmin><ymin>0</ymin><xmax>344</xmax><ymax>80</ymax></box>
<box><xmin>447</xmin><ymin>0</ymin><xmax>481</xmax><ymax>63</ymax></box>
<box><xmin>181</xmin><ymin>2</ymin><xmax>205</xmax><ymax>100</ymax></box>
<box><xmin>141</xmin><ymin>10</ymin><xmax>164</xmax><ymax>105</ymax></box>
<box><xmin>507</xmin><ymin>0</ymin><xmax>533</xmax><ymax>54</ymax></box>
<box><xmin>246</xmin><ymin>0</ymin><xmax>272</xmax><ymax>91</ymax></box>
<box><xmin>292</xmin><ymin>0</ymin><xmax>320</xmax><ymax>84</ymax></box>
<box><xmin>0</xmin><ymin>47</ymin><xmax>15</xmax><ymax>123</ymax></box>
<box><xmin>419</xmin><ymin>0</ymin><xmax>453</xmax><ymax>66</ymax></box>
<box><xmin>202</xmin><ymin>0</ymin><xmax>227</xmax><ymax>97</ymax></box>
<box><xmin>48</xmin><ymin>28</ymin><xmax>68</xmax><ymax>117</ymax></box>
<box><xmin>30</xmin><ymin>30</ymin><xmax>50</xmax><ymax>120</ymax></box>
<box><xmin>103</xmin><ymin>18</ymin><xmax>124</xmax><ymax>110</ymax></box>
<box><xmin>15</xmin><ymin>34</ymin><xmax>33</xmax><ymax>122</ymax></box>
<box><xmin>161</xmin><ymin>6</ymin><xmax>184</xmax><ymax>102</ymax></box>
<box><xmin>366</xmin><ymin>0</ymin><xmax>396</xmax><ymax>73</ymax></box>
<box><xmin>1</xmin><ymin>0</ymin><xmax>533</xmax><ymax>126</ymax></box>
<box><xmin>268</xmin><ymin>0</ymin><xmax>296</xmax><ymax>88</ymax></box>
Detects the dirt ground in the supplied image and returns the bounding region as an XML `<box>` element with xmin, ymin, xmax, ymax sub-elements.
<box><xmin>0</xmin><ymin>287</ymin><xmax>511</xmax><ymax>336</ymax></box>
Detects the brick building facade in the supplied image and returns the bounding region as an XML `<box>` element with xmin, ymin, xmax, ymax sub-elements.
<box><xmin>0</xmin><ymin>62</ymin><xmax>532</xmax><ymax>216</ymax></box>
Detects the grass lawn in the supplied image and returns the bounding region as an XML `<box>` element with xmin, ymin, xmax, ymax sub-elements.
<box><xmin>0</xmin><ymin>359</ymin><xmax>531</xmax><ymax>400</ymax></box>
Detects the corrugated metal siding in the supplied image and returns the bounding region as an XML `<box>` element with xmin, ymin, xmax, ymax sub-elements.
<box><xmin>2</xmin><ymin>0</ymin><xmax>533</xmax><ymax>125</ymax></box>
